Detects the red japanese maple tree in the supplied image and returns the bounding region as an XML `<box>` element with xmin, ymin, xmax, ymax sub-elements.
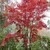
<box><xmin>1</xmin><ymin>0</ymin><xmax>49</xmax><ymax>49</ymax></box>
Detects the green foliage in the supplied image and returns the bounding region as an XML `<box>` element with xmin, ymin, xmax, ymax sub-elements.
<box><xmin>31</xmin><ymin>40</ymin><xmax>47</xmax><ymax>50</ymax></box>
<box><xmin>0</xmin><ymin>39</ymin><xmax>25</xmax><ymax>50</ymax></box>
<box><xmin>0</xmin><ymin>36</ymin><xmax>50</xmax><ymax>50</ymax></box>
<box><xmin>0</xmin><ymin>12</ymin><xmax>5</xmax><ymax>26</ymax></box>
<box><xmin>31</xmin><ymin>36</ymin><xmax>50</xmax><ymax>50</ymax></box>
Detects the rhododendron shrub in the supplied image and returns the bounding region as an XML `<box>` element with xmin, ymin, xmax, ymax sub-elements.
<box><xmin>0</xmin><ymin>0</ymin><xmax>49</xmax><ymax>49</ymax></box>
